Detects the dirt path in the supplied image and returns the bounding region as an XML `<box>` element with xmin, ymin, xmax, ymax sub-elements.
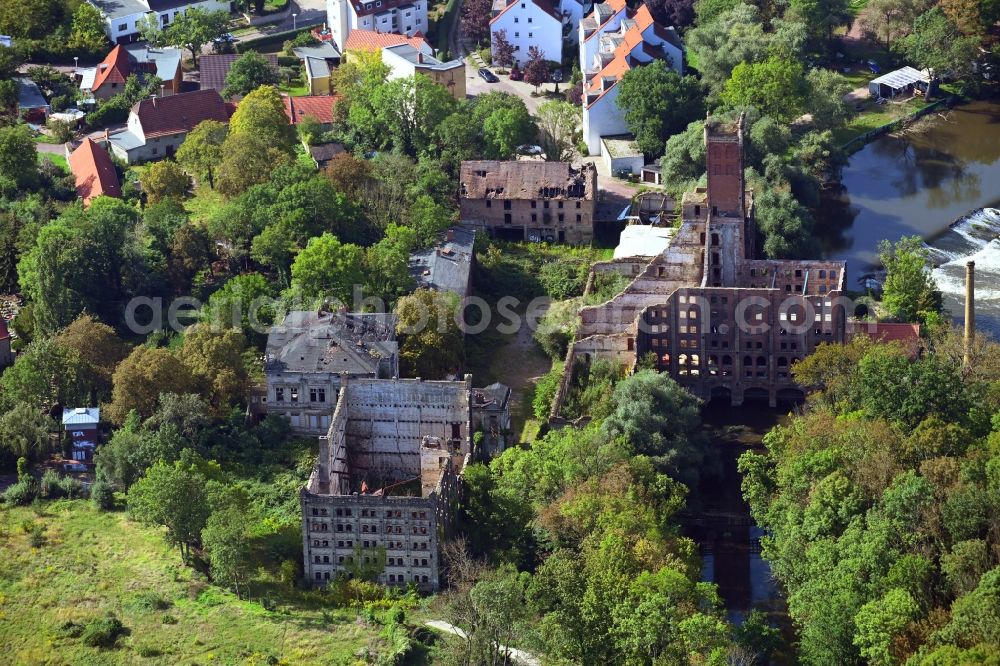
<box><xmin>484</xmin><ymin>310</ymin><xmax>552</xmax><ymax>442</ymax></box>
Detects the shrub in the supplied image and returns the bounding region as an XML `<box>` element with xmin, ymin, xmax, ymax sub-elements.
<box><xmin>161</xmin><ymin>614</ymin><xmax>178</xmax><ymax>625</ymax></box>
<box><xmin>80</xmin><ymin>614</ymin><xmax>129</xmax><ymax>648</ymax></box>
<box><xmin>29</xmin><ymin>524</ymin><xmax>47</xmax><ymax>548</ymax></box>
<box><xmin>538</xmin><ymin>260</ymin><xmax>588</xmax><ymax>300</ymax></box>
<box><xmin>90</xmin><ymin>478</ymin><xmax>115</xmax><ymax>511</ymax></box>
<box><xmin>57</xmin><ymin>621</ymin><xmax>85</xmax><ymax>638</ymax></box>
<box><xmin>39</xmin><ymin>469</ymin><xmax>63</xmax><ymax>498</ymax></box>
<box><xmin>45</xmin><ymin>118</ymin><xmax>75</xmax><ymax>143</ymax></box>
<box><xmin>532</xmin><ymin>362</ymin><xmax>564</xmax><ymax>419</ymax></box>
<box><xmin>3</xmin><ymin>480</ymin><xmax>37</xmax><ymax>506</ymax></box>
<box><xmin>136</xmin><ymin>645</ymin><xmax>163</xmax><ymax>657</ymax></box>
<box><xmin>58</xmin><ymin>476</ymin><xmax>85</xmax><ymax>499</ymax></box>
<box><xmin>129</xmin><ymin>591</ymin><xmax>171</xmax><ymax>611</ymax></box>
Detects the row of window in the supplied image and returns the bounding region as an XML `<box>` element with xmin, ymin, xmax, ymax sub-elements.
<box><xmin>485</xmin><ymin>200</ymin><xmax>583</xmax><ymax>209</ymax></box>
<box><xmin>310</xmin><ymin>538</ymin><xmax>430</xmax><ymax>550</ymax></box>
<box><xmin>311</xmin><ymin>508</ymin><xmax>428</xmax><ymax>519</ymax></box>
<box><xmin>274</xmin><ymin>387</ymin><xmax>327</xmax><ymax>403</ymax></box>
<box><xmin>387</xmin><ymin>574</ymin><xmax>430</xmax><ymax>583</ymax></box>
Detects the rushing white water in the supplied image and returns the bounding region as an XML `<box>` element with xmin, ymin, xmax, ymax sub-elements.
<box><xmin>926</xmin><ymin>208</ymin><xmax>1000</xmax><ymax>337</ymax></box>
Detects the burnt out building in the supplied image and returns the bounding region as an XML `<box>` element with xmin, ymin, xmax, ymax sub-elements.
<box><xmin>459</xmin><ymin>160</ymin><xmax>598</xmax><ymax>244</ymax></box>
<box><xmin>555</xmin><ymin>115</ymin><xmax>847</xmax><ymax>410</ymax></box>
<box><xmin>301</xmin><ymin>376</ymin><xmax>510</xmax><ymax>591</ymax></box>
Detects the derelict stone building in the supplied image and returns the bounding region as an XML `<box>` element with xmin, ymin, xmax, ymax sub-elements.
<box><xmin>263</xmin><ymin>310</ymin><xmax>399</xmax><ymax>435</ymax></box>
<box><xmin>301</xmin><ymin>376</ymin><xmax>510</xmax><ymax>591</ymax></box>
<box><xmin>459</xmin><ymin>160</ymin><xmax>598</xmax><ymax>244</ymax></box>
<box><xmin>554</xmin><ymin>115</ymin><xmax>848</xmax><ymax>411</ymax></box>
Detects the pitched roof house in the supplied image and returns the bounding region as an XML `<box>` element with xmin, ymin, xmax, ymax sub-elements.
<box><xmin>579</xmin><ymin>0</ymin><xmax>683</xmax><ymax>156</ymax></box>
<box><xmin>327</xmin><ymin>0</ymin><xmax>429</xmax><ymax>58</ymax></box>
<box><xmin>107</xmin><ymin>88</ymin><xmax>230</xmax><ymax>163</ymax></box>
<box><xmin>283</xmin><ymin>94</ymin><xmax>339</xmax><ymax>126</ymax></box>
<box><xmin>199</xmin><ymin>53</ymin><xmax>280</xmax><ymax>94</ymax></box>
<box><xmin>69</xmin><ymin>138</ymin><xmax>123</xmax><ymax>206</ymax></box>
<box><xmin>381</xmin><ymin>43</ymin><xmax>466</xmax><ymax>99</ymax></box>
<box><xmin>80</xmin><ymin>44</ymin><xmax>183</xmax><ymax>101</ymax></box>
<box><xmin>343</xmin><ymin>29</ymin><xmax>432</xmax><ymax>54</ymax></box>
<box><xmin>489</xmin><ymin>0</ymin><xmax>563</xmax><ymax>68</ymax></box>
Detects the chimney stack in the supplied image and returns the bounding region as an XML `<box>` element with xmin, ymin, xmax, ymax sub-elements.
<box><xmin>964</xmin><ymin>261</ymin><xmax>975</xmax><ymax>367</ymax></box>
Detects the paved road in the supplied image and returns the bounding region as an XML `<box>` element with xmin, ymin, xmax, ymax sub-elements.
<box><xmin>425</xmin><ymin>621</ymin><xmax>541</xmax><ymax>666</ymax></box>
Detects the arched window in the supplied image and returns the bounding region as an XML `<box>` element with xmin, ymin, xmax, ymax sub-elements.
<box><xmin>722</xmin><ymin>355</ymin><xmax>733</xmax><ymax>365</ymax></box>
<box><xmin>690</xmin><ymin>354</ymin><xmax>700</xmax><ymax>366</ymax></box>
<box><xmin>756</xmin><ymin>356</ymin><xmax>767</xmax><ymax>366</ymax></box>
<box><xmin>678</xmin><ymin>354</ymin><xmax>688</xmax><ymax>365</ymax></box>
<box><xmin>743</xmin><ymin>356</ymin><xmax>752</xmax><ymax>366</ymax></box>
<box><xmin>777</xmin><ymin>357</ymin><xmax>788</xmax><ymax>367</ymax></box>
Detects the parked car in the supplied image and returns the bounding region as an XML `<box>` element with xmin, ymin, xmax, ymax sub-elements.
<box><xmin>479</xmin><ymin>68</ymin><xmax>499</xmax><ymax>83</ymax></box>
<box><xmin>868</xmin><ymin>60</ymin><xmax>881</xmax><ymax>74</ymax></box>
<box><xmin>509</xmin><ymin>66</ymin><xmax>523</xmax><ymax>81</ymax></box>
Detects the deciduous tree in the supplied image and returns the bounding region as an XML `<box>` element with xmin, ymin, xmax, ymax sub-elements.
<box><xmin>535</xmin><ymin>100</ymin><xmax>581</xmax><ymax>162</ymax></box>
<box><xmin>289</xmin><ymin>232</ymin><xmax>365</xmax><ymax>305</ymax></box>
<box><xmin>523</xmin><ymin>46</ymin><xmax>549</xmax><ymax>92</ymax></box>
<box><xmin>106</xmin><ymin>346</ymin><xmax>199</xmax><ymax>424</ymax></box>
<box><xmin>878</xmin><ymin>235</ymin><xmax>942</xmax><ymax>323</ymax></box>
<box><xmin>140</xmin><ymin>160</ymin><xmax>190</xmax><ymax>203</ymax></box>
<box><xmin>128</xmin><ymin>458</ymin><xmax>211</xmax><ymax>562</ymax></box>
<box><xmin>492</xmin><ymin>29</ymin><xmax>515</xmax><ymax>73</ymax></box>
<box><xmin>222</xmin><ymin>50</ymin><xmax>279</xmax><ymax>98</ymax></box>
<box><xmin>721</xmin><ymin>56</ymin><xmax>809</xmax><ymax>121</ymax></box>
<box><xmin>395</xmin><ymin>288</ymin><xmax>464</xmax><ymax>379</ymax></box>
<box><xmin>617</xmin><ymin>62</ymin><xmax>704</xmax><ymax>156</ymax></box>
<box><xmin>176</xmin><ymin>120</ymin><xmax>228</xmax><ymax>189</ymax></box>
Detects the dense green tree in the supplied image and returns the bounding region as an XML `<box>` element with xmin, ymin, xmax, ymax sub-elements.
<box><xmin>227</xmin><ymin>85</ymin><xmax>297</xmax><ymax>153</ymax></box>
<box><xmin>660</xmin><ymin>120</ymin><xmax>707</xmax><ymax>195</ymax></box>
<box><xmin>289</xmin><ymin>233</ymin><xmax>365</xmax><ymax>305</ymax></box>
<box><xmin>0</xmin><ymin>402</ymin><xmax>55</xmax><ymax>463</ymax></box>
<box><xmin>202</xmin><ymin>504</ymin><xmax>253</xmax><ymax>597</ymax></box>
<box><xmin>106</xmin><ymin>346</ymin><xmax>199</xmax><ymax>424</ymax></box>
<box><xmin>616</xmin><ymin>61</ymin><xmax>705</xmax><ymax>156</ymax></box>
<box><xmin>788</xmin><ymin>0</ymin><xmax>852</xmax><ymax>42</ymax></box>
<box><xmin>0</xmin><ymin>0</ymin><xmax>67</xmax><ymax>39</ymax></box>
<box><xmin>0</xmin><ymin>338</ymin><xmax>87</xmax><ymax>411</ymax></box>
<box><xmin>686</xmin><ymin>3</ymin><xmax>770</xmax><ymax>98</ymax></box>
<box><xmin>721</xmin><ymin>56</ymin><xmax>809</xmax><ymax>121</ymax></box>
<box><xmin>754</xmin><ymin>188</ymin><xmax>819</xmax><ymax>258</ymax></box>
<box><xmin>222</xmin><ymin>51</ymin><xmax>279</xmax><ymax>98</ymax></box>
<box><xmin>128</xmin><ymin>458</ymin><xmax>212</xmax><ymax>562</ymax></box>
<box><xmin>395</xmin><ymin>288</ymin><xmax>464</xmax><ymax>379</ymax></box>
<box><xmin>854</xmin><ymin>588</ymin><xmax>920</xmax><ymax>666</ymax></box>
<box><xmin>535</xmin><ymin>100</ymin><xmax>580</xmax><ymax>162</ymax></box>
<box><xmin>902</xmin><ymin>8</ymin><xmax>981</xmax><ymax>87</ymax></box>
<box><xmin>176</xmin><ymin>120</ymin><xmax>228</xmax><ymax>189</ymax></box>
<box><xmin>156</xmin><ymin>8</ymin><xmax>229</xmax><ymax>66</ymax></box>
<box><xmin>216</xmin><ymin>132</ymin><xmax>295</xmax><ymax>197</ymax></box>
<box><xmin>67</xmin><ymin>2</ymin><xmax>108</xmax><ymax>53</ymax></box>
<box><xmin>879</xmin><ymin>235</ymin><xmax>943</xmax><ymax>322</ymax></box>
<box><xmin>140</xmin><ymin>160</ymin><xmax>190</xmax><ymax>203</ymax></box>
<box><xmin>203</xmin><ymin>273</ymin><xmax>277</xmax><ymax>345</ymax></box>
<box><xmin>180</xmin><ymin>324</ymin><xmax>250</xmax><ymax>411</ymax></box>
<box><xmin>54</xmin><ymin>314</ymin><xmax>129</xmax><ymax>403</ymax></box>
<box><xmin>0</xmin><ymin>125</ymin><xmax>39</xmax><ymax>195</ymax></box>
<box><xmin>601</xmin><ymin>370</ymin><xmax>704</xmax><ymax>483</ymax></box>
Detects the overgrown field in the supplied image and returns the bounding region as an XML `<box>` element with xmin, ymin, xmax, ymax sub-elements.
<box><xmin>0</xmin><ymin>501</ymin><xmax>386</xmax><ymax>665</ymax></box>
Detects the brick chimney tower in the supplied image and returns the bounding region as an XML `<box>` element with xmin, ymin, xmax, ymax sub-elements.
<box><xmin>704</xmin><ymin>113</ymin><xmax>745</xmax><ymax>218</ymax></box>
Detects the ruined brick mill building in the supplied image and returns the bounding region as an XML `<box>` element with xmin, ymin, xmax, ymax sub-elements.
<box><xmin>553</xmin><ymin>115</ymin><xmax>848</xmax><ymax>411</ymax></box>
<box><xmin>459</xmin><ymin>160</ymin><xmax>598</xmax><ymax>244</ymax></box>
<box><xmin>261</xmin><ymin>310</ymin><xmax>399</xmax><ymax>436</ymax></box>
<box><xmin>301</xmin><ymin>376</ymin><xmax>510</xmax><ymax>591</ymax></box>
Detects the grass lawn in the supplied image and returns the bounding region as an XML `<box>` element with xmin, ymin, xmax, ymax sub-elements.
<box><xmin>184</xmin><ymin>186</ymin><xmax>227</xmax><ymax>224</ymax></box>
<box><xmin>38</xmin><ymin>151</ymin><xmax>69</xmax><ymax>174</ymax></box>
<box><xmin>831</xmin><ymin>97</ymin><xmax>932</xmax><ymax>148</ymax></box>
<box><xmin>33</xmin><ymin>133</ymin><xmax>65</xmax><ymax>145</ymax></box>
<box><xmin>0</xmin><ymin>500</ymin><xmax>384</xmax><ymax>665</ymax></box>
<box><xmin>279</xmin><ymin>77</ymin><xmax>311</xmax><ymax>97</ymax></box>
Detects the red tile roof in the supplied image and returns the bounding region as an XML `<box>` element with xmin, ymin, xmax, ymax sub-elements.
<box><xmin>93</xmin><ymin>45</ymin><xmax>130</xmax><ymax>91</ymax></box>
<box><xmin>134</xmin><ymin>89</ymin><xmax>229</xmax><ymax>139</ymax></box>
<box><xmin>585</xmin><ymin>5</ymin><xmax>659</xmax><ymax>108</ymax></box>
<box><xmin>583</xmin><ymin>0</ymin><xmax>628</xmax><ymax>42</ymax></box>
<box><xmin>69</xmin><ymin>138</ymin><xmax>122</xmax><ymax>206</ymax></box>
<box><xmin>282</xmin><ymin>95</ymin><xmax>339</xmax><ymax>125</ymax></box>
<box><xmin>344</xmin><ymin>29</ymin><xmax>430</xmax><ymax>53</ymax></box>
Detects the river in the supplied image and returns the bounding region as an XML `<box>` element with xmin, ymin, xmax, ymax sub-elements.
<box><xmin>817</xmin><ymin>100</ymin><xmax>1000</xmax><ymax>337</ymax></box>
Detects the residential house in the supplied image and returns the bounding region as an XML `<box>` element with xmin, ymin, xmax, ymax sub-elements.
<box><xmin>199</xmin><ymin>53</ymin><xmax>279</xmax><ymax>94</ymax></box>
<box><xmin>80</xmin><ymin>44</ymin><xmax>183</xmax><ymax>102</ymax></box>
<box><xmin>263</xmin><ymin>310</ymin><xmax>399</xmax><ymax>436</ymax></box>
<box><xmin>15</xmin><ymin>78</ymin><xmax>49</xmax><ymax>123</ymax></box>
<box><xmin>308</xmin><ymin>142</ymin><xmax>347</xmax><ymax>169</ymax></box>
<box><xmin>87</xmin><ymin>0</ymin><xmax>233</xmax><ymax>44</ymax></box>
<box><xmin>382</xmin><ymin>44</ymin><xmax>465</xmax><ymax>99</ymax></box>
<box><xmin>69</xmin><ymin>138</ymin><xmax>122</xmax><ymax>206</ymax></box>
<box><xmin>490</xmin><ymin>0</ymin><xmax>563</xmax><ymax>68</ymax></box>
<box><xmin>326</xmin><ymin>0</ymin><xmax>428</xmax><ymax>55</ymax></box>
<box><xmin>62</xmin><ymin>407</ymin><xmax>101</xmax><ymax>464</ymax></box>
<box><xmin>300</xmin><ymin>375</ymin><xmax>509</xmax><ymax>592</ymax></box>
<box><xmin>579</xmin><ymin>0</ymin><xmax>683</xmax><ymax>156</ymax></box>
<box><xmin>283</xmin><ymin>94</ymin><xmax>338</xmax><ymax>129</ymax></box>
<box><xmin>459</xmin><ymin>160</ymin><xmax>598</xmax><ymax>244</ymax></box>
<box><xmin>342</xmin><ymin>28</ymin><xmax>431</xmax><ymax>56</ymax></box>
<box><xmin>408</xmin><ymin>226</ymin><xmax>476</xmax><ymax>297</ymax></box>
<box><xmin>107</xmin><ymin>88</ymin><xmax>229</xmax><ymax>163</ymax></box>
<box><xmin>293</xmin><ymin>42</ymin><xmax>342</xmax><ymax>95</ymax></box>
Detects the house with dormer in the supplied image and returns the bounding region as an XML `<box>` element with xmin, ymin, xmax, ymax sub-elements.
<box><xmin>579</xmin><ymin>0</ymin><xmax>683</xmax><ymax>155</ymax></box>
<box><xmin>80</xmin><ymin>43</ymin><xmax>183</xmax><ymax>102</ymax></box>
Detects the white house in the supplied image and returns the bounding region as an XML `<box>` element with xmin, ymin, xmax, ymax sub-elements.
<box><xmin>382</xmin><ymin>43</ymin><xmax>467</xmax><ymax>99</ymax></box>
<box><xmin>579</xmin><ymin>0</ymin><xmax>683</xmax><ymax>157</ymax></box>
<box><xmin>490</xmin><ymin>0</ymin><xmax>563</xmax><ymax>68</ymax></box>
<box><xmin>326</xmin><ymin>0</ymin><xmax>428</xmax><ymax>55</ymax></box>
<box><xmin>88</xmin><ymin>0</ymin><xmax>233</xmax><ymax>44</ymax></box>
